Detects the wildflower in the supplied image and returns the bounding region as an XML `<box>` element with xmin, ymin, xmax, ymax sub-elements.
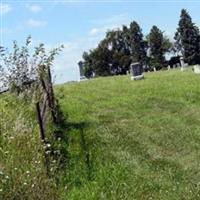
<box><xmin>23</xmin><ymin>182</ymin><xmax>27</xmax><ymax>186</ymax></box>
<box><xmin>45</xmin><ymin>150</ymin><xmax>51</xmax><ymax>155</ymax></box>
<box><xmin>5</xmin><ymin>175</ymin><xmax>9</xmax><ymax>179</ymax></box>
<box><xmin>0</xmin><ymin>171</ymin><xmax>3</xmax><ymax>175</ymax></box>
<box><xmin>31</xmin><ymin>184</ymin><xmax>34</xmax><ymax>188</ymax></box>
<box><xmin>14</xmin><ymin>168</ymin><xmax>17</xmax><ymax>170</ymax></box>
<box><xmin>46</xmin><ymin>143</ymin><xmax>51</xmax><ymax>148</ymax></box>
<box><xmin>26</xmin><ymin>171</ymin><xmax>30</xmax><ymax>174</ymax></box>
<box><xmin>0</xmin><ymin>189</ymin><xmax>2</xmax><ymax>192</ymax></box>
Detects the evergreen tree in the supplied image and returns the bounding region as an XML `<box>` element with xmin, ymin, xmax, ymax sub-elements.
<box><xmin>148</xmin><ymin>26</ymin><xmax>171</xmax><ymax>70</ymax></box>
<box><xmin>106</xmin><ymin>28</ymin><xmax>131</xmax><ymax>74</ymax></box>
<box><xmin>129</xmin><ymin>21</ymin><xmax>147</xmax><ymax>64</ymax></box>
<box><xmin>175</xmin><ymin>9</ymin><xmax>200</xmax><ymax>64</ymax></box>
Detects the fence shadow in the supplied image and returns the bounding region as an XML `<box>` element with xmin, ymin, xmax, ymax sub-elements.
<box><xmin>66</xmin><ymin>121</ymin><xmax>93</xmax><ymax>181</ymax></box>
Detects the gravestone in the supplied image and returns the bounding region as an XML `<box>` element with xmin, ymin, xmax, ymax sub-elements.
<box><xmin>78</xmin><ymin>61</ymin><xmax>86</xmax><ymax>81</ymax></box>
<box><xmin>180</xmin><ymin>57</ymin><xmax>187</xmax><ymax>71</ymax></box>
<box><xmin>167</xmin><ymin>65</ymin><xmax>171</xmax><ymax>70</ymax></box>
<box><xmin>130</xmin><ymin>62</ymin><xmax>144</xmax><ymax>80</ymax></box>
<box><xmin>193</xmin><ymin>65</ymin><xmax>200</xmax><ymax>74</ymax></box>
<box><xmin>153</xmin><ymin>67</ymin><xmax>156</xmax><ymax>72</ymax></box>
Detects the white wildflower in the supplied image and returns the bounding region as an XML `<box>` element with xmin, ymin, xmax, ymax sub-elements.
<box><xmin>46</xmin><ymin>143</ymin><xmax>51</xmax><ymax>148</ymax></box>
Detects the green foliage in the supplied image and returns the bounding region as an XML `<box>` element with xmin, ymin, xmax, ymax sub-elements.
<box><xmin>0</xmin><ymin>36</ymin><xmax>64</xmax><ymax>96</ymax></box>
<box><xmin>147</xmin><ymin>26</ymin><xmax>172</xmax><ymax>70</ymax></box>
<box><xmin>80</xmin><ymin>21</ymin><xmax>147</xmax><ymax>77</ymax></box>
<box><xmin>129</xmin><ymin>21</ymin><xmax>147</xmax><ymax>64</ymax></box>
<box><xmin>175</xmin><ymin>9</ymin><xmax>200</xmax><ymax>64</ymax></box>
<box><xmin>0</xmin><ymin>95</ymin><xmax>59</xmax><ymax>200</ymax></box>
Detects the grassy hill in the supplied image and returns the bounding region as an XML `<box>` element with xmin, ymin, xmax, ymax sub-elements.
<box><xmin>1</xmin><ymin>68</ymin><xmax>200</xmax><ymax>199</ymax></box>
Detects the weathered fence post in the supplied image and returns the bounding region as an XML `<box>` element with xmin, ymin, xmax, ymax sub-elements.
<box><xmin>36</xmin><ymin>102</ymin><xmax>45</xmax><ymax>141</ymax></box>
<box><xmin>46</xmin><ymin>65</ymin><xmax>57</xmax><ymax>124</ymax></box>
<box><xmin>36</xmin><ymin>102</ymin><xmax>50</xmax><ymax>175</ymax></box>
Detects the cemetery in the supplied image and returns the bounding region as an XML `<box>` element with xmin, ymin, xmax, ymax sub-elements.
<box><xmin>1</xmin><ymin>3</ymin><xmax>200</xmax><ymax>200</ymax></box>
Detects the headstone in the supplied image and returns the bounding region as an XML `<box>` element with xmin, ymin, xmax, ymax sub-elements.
<box><xmin>78</xmin><ymin>61</ymin><xmax>86</xmax><ymax>81</ymax></box>
<box><xmin>193</xmin><ymin>65</ymin><xmax>200</xmax><ymax>74</ymax></box>
<box><xmin>130</xmin><ymin>62</ymin><xmax>144</xmax><ymax>80</ymax></box>
<box><xmin>153</xmin><ymin>67</ymin><xmax>156</xmax><ymax>72</ymax></box>
<box><xmin>167</xmin><ymin>65</ymin><xmax>171</xmax><ymax>70</ymax></box>
<box><xmin>180</xmin><ymin>56</ymin><xmax>187</xmax><ymax>71</ymax></box>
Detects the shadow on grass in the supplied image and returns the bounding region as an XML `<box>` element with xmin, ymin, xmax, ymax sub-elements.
<box><xmin>67</xmin><ymin>121</ymin><xmax>93</xmax><ymax>180</ymax></box>
<box><xmin>55</xmin><ymin>121</ymin><xmax>94</xmax><ymax>184</ymax></box>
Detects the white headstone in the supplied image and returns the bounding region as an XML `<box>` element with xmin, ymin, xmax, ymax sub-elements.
<box><xmin>167</xmin><ymin>65</ymin><xmax>171</xmax><ymax>70</ymax></box>
<box><xmin>153</xmin><ymin>67</ymin><xmax>156</xmax><ymax>72</ymax></box>
<box><xmin>180</xmin><ymin>57</ymin><xmax>187</xmax><ymax>71</ymax></box>
<box><xmin>193</xmin><ymin>65</ymin><xmax>200</xmax><ymax>74</ymax></box>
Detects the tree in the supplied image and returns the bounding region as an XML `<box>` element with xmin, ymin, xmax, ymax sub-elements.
<box><xmin>174</xmin><ymin>9</ymin><xmax>200</xmax><ymax>64</ymax></box>
<box><xmin>129</xmin><ymin>21</ymin><xmax>147</xmax><ymax>64</ymax></box>
<box><xmin>106</xmin><ymin>28</ymin><xmax>131</xmax><ymax>74</ymax></box>
<box><xmin>147</xmin><ymin>26</ymin><xmax>172</xmax><ymax>70</ymax></box>
<box><xmin>0</xmin><ymin>36</ymin><xmax>63</xmax><ymax>94</ymax></box>
<box><xmin>81</xmin><ymin>52</ymin><xmax>93</xmax><ymax>78</ymax></box>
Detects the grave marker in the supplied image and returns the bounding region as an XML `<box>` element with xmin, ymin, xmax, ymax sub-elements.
<box><xmin>130</xmin><ymin>62</ymin><xmax>144</xmax><ymax>80</ymax></box>
<box><xmin>180</xmin><ymin>56</ymin><xmax>188</xmax><ymax>71</ymax></box>
<box><xmin>193</xmin><ymin>65</ymin><xmax>200</xmax><ymax>74</ymax></box>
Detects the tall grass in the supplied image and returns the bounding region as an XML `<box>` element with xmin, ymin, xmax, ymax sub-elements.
<box><xmin>1</xmin><ymin>68</ymin><xmax>200</xmax><ymax>199</ymax></box>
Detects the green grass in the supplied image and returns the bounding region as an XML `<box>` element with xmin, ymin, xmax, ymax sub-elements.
<box><xmin>56</xmin><ymin>68</ymin><xmax>200</xmax><ymax>199</ymax></box>
<box><xmin>1</xmin><ymin>68</ymin><xmax>200</xmax><ymax>199</ymax></box>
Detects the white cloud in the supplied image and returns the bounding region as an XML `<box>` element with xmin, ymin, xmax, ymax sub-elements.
<box><xmin>89</xmin><ymin>28</ymin><xmax>100</xmax><ymax>36</ymax></box>
<box><xmin>50</xmin><ymin>36</ymin><xmax>102</xmax><ymax>83</ymax></box>
<box><xmin>26</xmin><ymin>4</ymin><xmax>42</xmax><ymax>13</ymax></box>
<box><xmin>26</xmin><ymin>19</ymin><xmax>47</xmax><ymax>28</ymax></box>
<box><xmin>89</xmin><ymin>14</ymin><xmax>130</xmax><ymax>37</ymax></box>
<box><xmin>0</xmin><ymin>4</ymin><xmax>12</xmax><ymax>15</ymax></box>
<box><xmin>46</xmin><ymin>14</ymin><xmax>131</xmax><ymax>83</ymax></box>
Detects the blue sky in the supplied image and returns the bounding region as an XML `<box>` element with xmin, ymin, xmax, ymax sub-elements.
<box><xmin>1</xmin><ymin>0</ymin><xmax>200</xmax><ymax>83</ymax></box>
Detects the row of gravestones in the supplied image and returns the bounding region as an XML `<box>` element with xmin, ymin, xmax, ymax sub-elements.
<box><xmin>78</xmin><ymin>58</ymin><xmax>200</xmax><ymax>82</ymax></box>
<box><xmin>130</xmin><ymin>57</ymin><xmax>200</xmax><ymax>81</ymax></box>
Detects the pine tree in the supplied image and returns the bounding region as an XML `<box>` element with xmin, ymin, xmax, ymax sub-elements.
<box><xmin>148</xmin><ymin>26</ymin><xmax>171</xmax><ymax>70</ymax></box>
<box><xmin>175</xmin><ymin>9</ymin><xmax>200</xmax><ymax>64</ymax></box>
<box><xmin>129</xmin><ymin>21</ymin><xmax>147</xmax><ymax>64</ymax></box>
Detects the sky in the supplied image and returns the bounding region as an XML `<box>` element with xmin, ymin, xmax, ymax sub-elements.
<box><xmin>0</xmin><ymin>0</ymin><xmax>200</xmax><ymax>83</ymax></box>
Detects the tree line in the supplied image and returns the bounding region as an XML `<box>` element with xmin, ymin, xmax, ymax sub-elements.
<box><xmin>79</xmin><ymin>9</ymin><xmax>200</xmax><ymax>78</ymax></box>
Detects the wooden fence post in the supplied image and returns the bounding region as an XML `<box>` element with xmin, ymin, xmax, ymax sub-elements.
<box><xmin>36</xmin><ymin>102</ymin><xmax>45</xmax><ymax>141</ymax></box>
<box><xmin>36</xmin><ymin>102</ymin><xmax>50</xmax><ymax>175</ymax></box>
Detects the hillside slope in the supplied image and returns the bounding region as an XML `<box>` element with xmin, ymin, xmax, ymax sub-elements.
<box><xmin>1</xmin><ymin>69</ymin><xmax>200</xmax><ymax>200</ymax></box>
<box><xmin>56</xmin><ymin>69</ymin><xmax>200</xmax><ymax>199</ymax></box>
